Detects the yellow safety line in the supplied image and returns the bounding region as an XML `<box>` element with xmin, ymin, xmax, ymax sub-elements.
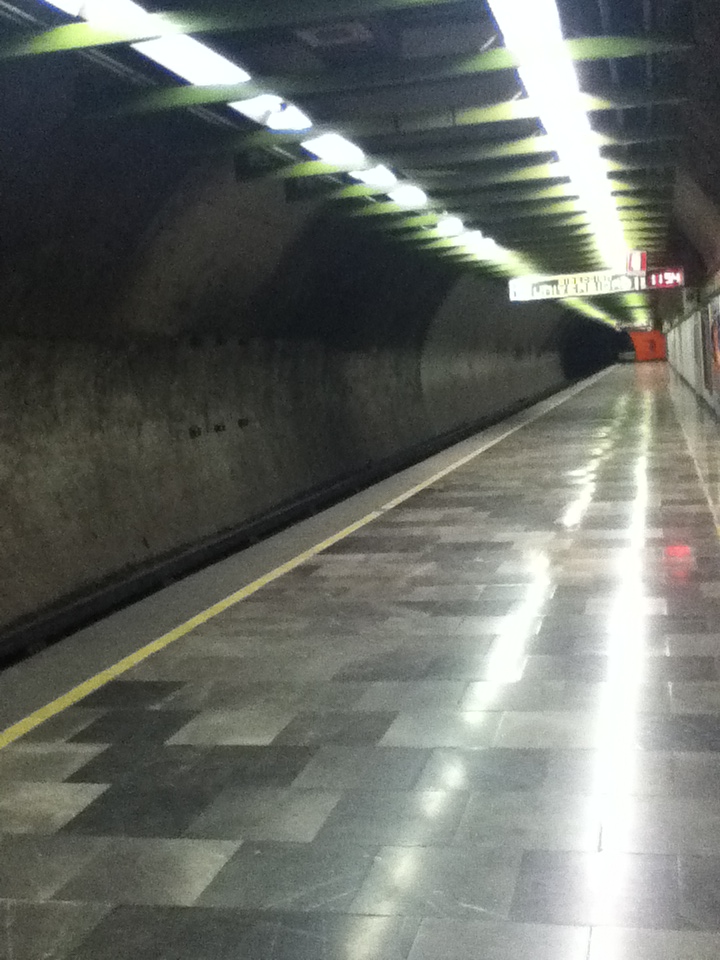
<box><xmin>0</xmin><ymin>368</ymin><xmax>611</xmax><ymax>750</ymax></box>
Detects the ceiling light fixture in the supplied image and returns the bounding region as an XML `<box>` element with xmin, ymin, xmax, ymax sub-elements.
<box><xmin>485</xmin><ymin>0</ymin><xmax>627</xmax><ymax>268</ymax></box>
<box><xmin>132</xmin><ymin>36</ymin><xmax>251</xmax><ymax>85</ymax></box>
<box><xmin>230</xmin><ymin>95</ymin><xmax>312</xmax><ymax>132</ymax></box>
<box><xmin>435</xmin><ymin>216</ymin><xmax>465</xmax><ymax>237</ymax></box>
<box><xmin>301</xmin><ymin>133</ymin><xmax>366</xmax><ymax>168</ymax></box>
<box><xmin>349</xmin><ymin>165</ymin><xmax>398</xmax><ymax>189</ymax></box>
<box><xmin>42</xmin><ymin>0</ymin><xmax>252</xmax><ymax>85</ymax></box>
<box><xmin>266</xmin><ymin>105</ymin><xmax>313</xmax><ymax>132</ymax></box>
<box><xmin>388</xmin><ymin>185</ymin><xmax>429</xmax><ymax>208</ymax></box>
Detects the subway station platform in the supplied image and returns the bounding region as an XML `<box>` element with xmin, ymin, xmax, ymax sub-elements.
<box><xmin>5</xmin><ymin>363</ymin><xmax>720</xmax><ymax>958</ymax></box>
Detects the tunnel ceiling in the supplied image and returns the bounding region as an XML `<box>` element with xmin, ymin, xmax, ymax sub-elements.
<box><xmin>1</xmin><ymin>0</ymin><xmax>701</xmax><ymax>328</ymax></box>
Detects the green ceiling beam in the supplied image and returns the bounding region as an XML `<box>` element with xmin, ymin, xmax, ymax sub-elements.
<box><xmin>102</xmin><ymin>35</ymin><xmax>691</xmax><ymax>113</ymax></box>
<box><xmin>498</xmin><ymin>226</ymin><xmax>597</xmax><ymax>239</ymax></box>
<box><xmin>275</xmin><ymin>160</ymin><xmax>352</xmax><ymax>178</ymax></box>
<box><xmin>415</xmin><ymin>159</ymin><xmax>673</xmax><ymax>194</ymax></box>
<box><xmin>2</xmin><ymin>14</ymin><xmax>212</xmax><ymax>57</ymax></box>
<box><xmin>1</xmin><ymin>0</ymin><xmax>466</xmax><ymax>58</ymax></box>
<box><xmin>351</xmin><ymin>201</ymin><xmax>441</xmax><ymax>218</ymax></box>
<box><xmin>267</xmin><ymin>159</ymin><xmax>670</xmax><ymax>193</ymax></box>
<box><xmin>618</xmin><ymin>213</ymin><xmax>668</xmax><ymax>223</ymax></box>
<box><xmin>276</xmin><ymin>36</ymin><xmax>690</xmax><ymax>96</ymax></box>
<box><xmin>429</xmin><ymin>194</ymin><xmax>669</xmax><ymax>217</ymax></box>
<box><xmin>379</xmin><ymin>214</ymin><xmax>443</xmax><ymax>230</ymax></box>
<box><xmin>475</xmin><ymin>200</ymin><xmax>587</xmax><ymax>220</ymax></box>
<box><xmin>436</xmin><ymin>184</ymin><xmax>582</xmax><ymax>205</ymax></box>
<box><xmin>400</xmin><ymin>135</ymin><xmax>558</xmax><ymax>168</ymax></box>
<box><xmin>615</xmin><ymin>195</ymin><xmax>672</xmax><ymax>208</ymax></box>
<box><xmin>347</xmin><ymin>91</ymin><xmax>687</xmax><ymax>138</ymax></box>
<box><xmin>398</xmin><ymin>130</ymin><xmax>680</xmax><ymax>170</ymax></box>
<box><xmin>220</xmin><ymin>93</ymin><xmax>684</xmax><ymax>154</ymax></box>
<box><xmin>329</xmin><ymin>183</ymin><xmax>389</xmax><ymax>200</ymax></box>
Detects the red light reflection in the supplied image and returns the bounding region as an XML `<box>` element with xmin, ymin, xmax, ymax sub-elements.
<box><xmin>664</xmin><ymin>545</ymin><xmax>692</xmax><ymax>560</ymax></box>
<box><xmin>663</xmin><ymin>544</ymin><xmax>694</xmax><ymax>584</ymax></box>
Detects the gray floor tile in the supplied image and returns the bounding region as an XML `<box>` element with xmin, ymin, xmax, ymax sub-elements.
<box><xmin>671</xmin><ymin>752</ymin><xmax>720</xmax><ymax>797</ymax></box>
<box><xmin>57</xmin><ymin>838</ymin><xmax>239</xmax><ymax>905</ymax></box>
<box><xmin>192</xmin><ymin>746</ymin><xmax>318</xmax><ymax>787</ymax></box>
<box><xmin>60</xmin><ymin>781</ymin><xmax>219</xmax><ymax>837</ymax></box>
<box><xmin>236</xmin><ymin>913</ymin><xmax>421</xmax><ymax>960</ymax></box>
<box><xmin>168</xmin><ymin>707</ymin><xmax>298</xmax><ymax>746</ymax></box>
<box><xmin>333</xmin><ymin>651</ymin><xmax>439</xmax><ymax>682</ymax></box>
<box><xmin>354</xmin><ymin>681</ymin><xmax>467</xmax><ymax>711</ymax></box>
<box><xmin>459</xmin><ymin>680</ymin><xmax>607</xmax><ymax>712</ymax></box>
<box><xmin>510</xmin><ymin>850</ymin><xmax>680</xmax><ymax>927</ymax></box>
<box><xmin>521</xmin><ymin>656</ymin><xmax>611</xmax><ymax>681</ymax></box>
<box><xmin>0</xmin><ymin>743</ymin><xmax>104</xmax><ymax>782</ymax></box>
<box><xmin>317</xmin><ymin>789</ymin><xmax>469</xmax><ymax>846</ymax></box>
<box><xmin>678</xmin><ymin>855</ymin><xmax>720</xmax><ymax>929</ymax></box>
<box><xmin>544</xmin><ymin>750</ymin><xmax>676</xmax><ymax>796</ymax></box>
<box><xmin>634</xmin><ymin>716</ymin><xmax>720</xmax><ymax>751</ymax></box>
<box><xmin>454</xmin><ymin>790</ymin><xmax>601</xmax><ymax>851</ymax></box>
<box><xmin>160</xmin><ymin>680</ymin><xmax>368</xmax><ymax>713</ymax></box>
<box><xmin>588</xmin><ymin>927</ymin><xmax>720</xmax><ymax>959</ymax></box>
<box><xmin>642</xmin><ymin>657</ymin><xmax>719</xmax><ymax>682</ymax></box>
<box><xmin>0</xmin><ymin>835</ymin><xmax>107</xmax><ymax>900</ymax></box>
<box><xmin>78</xmin><ymin>681</ymin><xmax>184</xmax><ymax>709</ymax></box>
<box><xmin>67</xmin><ymin>743</ymin><xmax>213</xmax><ymax>787</ymax></box>
<box><xmin>670</xmin><ymin>682</ymin><xmax>720</xmax><ymax>713</ymax></box>
<box><xmin>408</xmin><ymin>919</ymin><xmax>590</xmax><ymax>960</ymax></box>
<box><xmin>416</xmin><ymin>748</ymin><xmax>548</xmax><ymax>792</ymax></box>
<box><xmin>290</xmin><ymin>745</ymin><xmax>429</xmax><ymax>791</ymax></box>
<box><xmin>186</xmin><ymin>787</ymin><xmax>341</xmax><ymax>841</ymax></box>
<box><xmin>273</xmin><ymin>711</ymin><xmax>397</xmax><ymax>746</ymax></box>
<box><xmin>379</xmin><ymin>711</ymin><xmax>501</xmax><ymax>748</ymax></box>
<box><xmin>493</xmin><ymin>711</ymin><xmax>602</xmax><ymax>748</ymax></box>
<box><xmin>65</xmin><ymin>906</ymin><xmax>257</xmax><ymax>960</ymax></box>
<box><xmin>0</xmin><ymin>782</ymin><xmax>106</xmax><ymax>833</ymax></box>
<box><xmin>196</xmin><ymin>842</ymin><xmax>377</xmax><ymax>910</ymax></box>
<box><xmin>0</xmin><ymin>900</ymin><xmax>109</xmax><ymax>960</ymax></box>
<box><xmin>20</xmin><ymin>709</ymin><xmax>107</xmax><ymax>744</ymax></box>
<box><xmin>69</xmin><ymin>710</ymin><xmax>196</xmax><ymax>745</ymax></box>
<box><xmin>601</xmin><ymin>796</ymin><xmax>720</xmax><ymax>853</ymax></box>
<box><xmin>351</xmin><ymin>845</ymin><xmax>521</xmax><ymax>918</ymax></box>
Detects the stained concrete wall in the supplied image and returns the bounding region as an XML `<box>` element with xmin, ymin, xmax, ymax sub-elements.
<box><xmin>0</xmin><ymin>55</ymin><xmax>620</xmax><ymax>647</ymax></box>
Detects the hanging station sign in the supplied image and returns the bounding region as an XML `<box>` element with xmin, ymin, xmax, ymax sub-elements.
<box><xmin>508</xmin><ymin>262</ymin><xmax>685</xmax><ymax>302</ymax></box>
<box><xmin>509</xmin><ymin>270</ymin><xmax>647</xmax><ymax>302</ymax></box>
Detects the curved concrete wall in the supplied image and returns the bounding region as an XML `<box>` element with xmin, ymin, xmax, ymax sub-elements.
<box><xmin>0</xmin><ymin>57</ymin><xmax>620</xmax><ymax>646</ymax></box>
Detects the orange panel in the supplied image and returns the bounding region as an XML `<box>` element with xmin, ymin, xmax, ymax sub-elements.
<box><xmin>629</xmin><ymin>330</ymin><xmax>667</xmax><ymax>362</ymax></box>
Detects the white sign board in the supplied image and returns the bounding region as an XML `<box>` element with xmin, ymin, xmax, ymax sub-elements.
<box><xmin>509</xmin><ymin>270</ymin><xmax>647</xmax><ymax>302</ymax></box>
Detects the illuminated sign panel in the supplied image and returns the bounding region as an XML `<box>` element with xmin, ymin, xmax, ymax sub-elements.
<box><xmin>509</xmin><ymin>266</ymin><xmax>686</xmax><ymax>302</ymax></box>
<box><xmin>647</xmin><ymin>268</ymin><xmax>685</xmax><ymax>289</ymax></box>
<box><xmin>509</xmin><ymin>271</ymin><xmax>646</xmax><ymax>302</ymax></box>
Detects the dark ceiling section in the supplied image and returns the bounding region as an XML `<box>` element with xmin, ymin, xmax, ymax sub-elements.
<box><xmin>1</xmin><ymin>0</ymin><xmax>705</xmax><ymax>326</ymax></box>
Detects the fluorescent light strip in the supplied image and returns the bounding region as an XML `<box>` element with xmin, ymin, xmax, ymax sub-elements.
<box><xmin>229</xmin><ymin>95</ymin><xmax>312</xmax><ymax>132</ymax></box>
<box><xmin>133</xmin><ymin>35</ymin><xmax>251</xmax><ymax>85</ymax></box>
<box><xmin>486</xmin><ymin>0</ymin><xmax>627</xmax><ymax>268</ymax></box>
<box><xmin>348</xmin><ymin>165</ymin><xmax>398</xmax><ymax>189</ymax></box>
<box><xmin>435</xmin><ymin>216</ymin><xmax>464</xmax><ymax>237</ymax></box>
<box><xmin>301</xmin><ymin>133</ymin><xmax>366</xmax><ymax>168</ymax></box>
<box><xmin>388</xmin><ymin>185</ymin><xmax>428</xmax><ymax>208</ymax></box>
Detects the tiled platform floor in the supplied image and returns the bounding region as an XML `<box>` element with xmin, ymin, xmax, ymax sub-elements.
<box><xmin>5</xmin><ymin>364</ymin><xmax>720</xmax><ymax>957</ymax></box>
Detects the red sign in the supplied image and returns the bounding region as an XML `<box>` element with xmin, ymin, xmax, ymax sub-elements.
<box><xmin>626</xmin><ymin>251</ymin><xmax>647</xmax><ymax>275</ymax></box>
<box><xmin>647</xmin><ymin>268</ymin><xmax>685</xmax><ymax>289</ymax></box>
